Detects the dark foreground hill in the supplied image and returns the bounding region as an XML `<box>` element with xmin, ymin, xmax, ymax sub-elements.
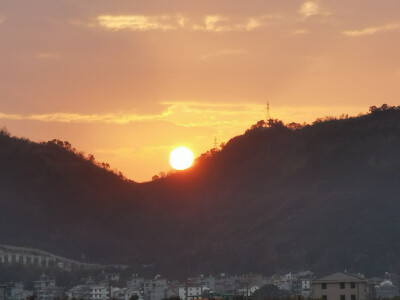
<box><xmin>1</xmin><ymin>106</ymin><xmax>400</xmax><ymax>278</ymax></box>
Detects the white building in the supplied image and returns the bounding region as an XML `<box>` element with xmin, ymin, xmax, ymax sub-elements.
<box><xmin>178</xmin><ymin>286</ymin><xmax>209</xmax><ymax>300</ymax></box>
<box><xmin>375</xmin><ymin>280</ymin><xmax>399</xmax><ymax>298</ymax></box>
<box><xmin>90</xmin><ymin>285</ymin><xmax>109</xmax><ymax>300</ymax></box>
<box><xmin>301</xmin><ymin>280</ymin><xmax>311</xmax><ymax>297</ymax></box>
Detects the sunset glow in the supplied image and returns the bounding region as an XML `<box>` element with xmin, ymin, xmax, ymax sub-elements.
<box><xmin>0</xmin><ymin>0</ymin><xmax>399</xmax><ymax>181</ymax></box>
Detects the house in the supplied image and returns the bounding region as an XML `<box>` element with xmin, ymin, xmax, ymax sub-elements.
<box><xmin>178</xmin><ymin>285</ymin><xmax>209</xmax><ymax>300</ymax></box>
<box><xmin>311</xmin><ymin>272</ymin><xmax>368</xmax><ymax>300</ymax></box>
<box><xmin>90</xmin><ymin>285</ymin><xmax>109</xmax><ymax>300</ymax></box>
<box><xmin>237</xmin><ymin>285</ymin><xmax>260</xmax><ymax>296</ymax></box>
<box><xmin>143</xmin><ymin>276</ymin><xmax>167</xmax><ymax>300</ymax></box>
<box><xmin>67</xmin><ymin>285</ymin><xmax>91</xmax><ymax>300</ymax></box>
<box><xmin>124</xmin><ymin>288</ymin><xmax>143</xmax><ymax>300</ymax></box>
<box><xmin>34</xmin><ymin>274</ymin><xmax>64</xmax><ymax>300</ymax></box>
<box><xmin>127</xmin><ymin>276</ymin><xmax>144</xmax><ymax>290</ymax></box>
<box><xmin>375</xmin><ymin>280</ymin><xmax>399</xmax><ymax>298</ymax></box>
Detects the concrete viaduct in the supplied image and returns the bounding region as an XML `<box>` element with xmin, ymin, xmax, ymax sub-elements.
<box><xmin>0</xmin><ymin>245</ymin><xmax>128</xmax><ymax>271</ymax></box>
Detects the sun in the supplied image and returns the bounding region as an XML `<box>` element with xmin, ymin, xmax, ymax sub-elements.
<box><xmin>170</xmin><ymin>147</ymin><xmax>194</xmax><ymax>170</ymax></box>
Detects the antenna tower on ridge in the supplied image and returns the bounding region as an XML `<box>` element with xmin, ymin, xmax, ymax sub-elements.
<box><xmin>266</xmin><ymin>101</ymin><xmax>271</xmax><ymax>121</ymax></box>
<box><xmin>214</xmin><ymin>137</ymin><xmax>218</xmax><ymax>149</ymax></box>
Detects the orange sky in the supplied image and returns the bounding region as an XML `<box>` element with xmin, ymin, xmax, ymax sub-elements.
<box><xmin>0</xmin><ymin>0</ymin><xmax>399</xmax><ymax>181</ymax></box>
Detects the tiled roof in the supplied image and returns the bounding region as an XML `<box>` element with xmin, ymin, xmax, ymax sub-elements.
<box><xmin>313</xmin><ymin>272</ymin><xmax>367</xmax><ymax>283</ymax></box>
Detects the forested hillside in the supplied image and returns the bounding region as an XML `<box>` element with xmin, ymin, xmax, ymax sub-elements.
<box><xmin>1</xmin><ymin>105</ymin><xmax>400</xmax><ymax>278</ymax></box>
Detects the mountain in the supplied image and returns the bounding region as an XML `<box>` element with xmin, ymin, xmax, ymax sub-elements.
<box><xmin>1</xmin><ymin>105</ymin><xmax>400</xmax><ymax>278</ymax></box>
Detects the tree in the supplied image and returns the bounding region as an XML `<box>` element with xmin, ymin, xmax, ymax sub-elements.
<box><xmin>286</xmin><ymin>122</ymin><xmax>303</xmax><ymax>130</ymax></box>
<box><xmin>267</xmin><ymin>118</ymin><xmax>285</xmax><ymax>128</ymax></box>
<box><xmin>0</xmin><ymin>126</ymin><xmax>10</xmax><ymax>137</ymax></box>
<box><xmin>26</xmin><ymin>295</ymin><xmax>36</xmax><ymax>300</ymax></box>
<box><xmin>250</xmin><ymin>120</ymin><xmax>267</xmax><ymax>130</ymax></box>
<box><xmin>129</xmin><ymin>295</ymin><xmax>139</xmax><ymax>300</ymax></box>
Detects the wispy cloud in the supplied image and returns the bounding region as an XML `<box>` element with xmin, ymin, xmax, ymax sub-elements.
<box><xmin>342</xmin><ymin>23</ymin><xmax>400</xmax><ymax>37</ymax></box>
<box><xmin>36</xmin><ymin>52</ymin><xmax>61</xmax><ymax>60</ymax></box>
<box><xmin>97</xmin><ymin>15</ymin><xmax>184</xmax><ymax>31</ymax></box>
<box><xmin>192</xmin><ymin>15</ymin><xmax>264</xmax><ymax>32</ymax></box>
<box><xmin>200</xmin><ymin>49</ymin><xmax>245</xmax><ymax>60</ymax></box>
<box><xmin>293</xmin><ymin>29</ymin><xmax>310</xmax><ymax>35</ymax></box>
<box><xmin>0</xmin><ymin>103</ymin><xmax>368</xmax><ymax>130</ymax></box>
<box><xmin>0</xmin><ymin>102</ymin><xmax>261</xmax><ymax>127</ymax></box>
<box><xmin>299</xmin><ymin>1</ymin><xmax>330</xmax><ymax>19</ymax></box>
<box><xmin>96</xmin><ymin>148</ymin><xmax>138</xmax><ymax>157</ymax></box>
<box><xmin>96</xmin><ymin>14</ymin><xmax>280</xmax><ymax>32</ymax></box>
<box><xmin>0</xmin><ymin>111</ymin><xmax>171</xmax><ymax>124</ymax></box>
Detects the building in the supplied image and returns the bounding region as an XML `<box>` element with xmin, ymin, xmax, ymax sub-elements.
<box><xmin>294</xmin><ymin>271</ymin><xmax>315</xmax><ymax>297</ymax></box>
<box><xmin>311</xmin><ymin>272</ymin><xmax>368</xmax><ymax>300</ymax></box>
<box><xmin>198</xmin><ymin>276</ymin><xmax>216</xmax><ymax>291</ymax></box>
<box><xmin>90</xmin><ymin>285</ymin><xmax>109</xmax><ymax>300</ymax></box>
<box><xmin>237</xmin><ymin>285</ymin><xmax>260</xmax><ymax>297</ymax></box>
<box><xmin>178</xmin><ymin>285</ymin><xmax>209</xmax><ymax>300</ymax></box>
<box><xmin>143</xmin><ymin>277</ymin><xmax>167</xmax><ymax>300</ymax></box>
<box><xmin>8</xmin><ymin>282</ymin><xmax>32</xmax><ymax>300</ymax></box>
<box><xmin>302</xmin><ymin>279</ymin><xmax>312</xmax><ymax>298</ymax></box>
<box><xmin>375</xmin><ymin>280</ymin><xmax>399</xmax><ymax>298</ymax></box>
<box><xmin>67</xmin><ymin>285</ymin><xmax>91</xmax><ymax>300</ymax></box>
<box><xmin>215</xmin><ymin>274</ymin><xmax>238</xmax><ymax>294</ymax></box>
<box><xmin>0</xmin><ymin>283</ymin><xmax>16</xmax><ymax>300</ymax></box>
<box><xmin>124</xmin><ymin>289</ymin><xmax>143</xmax><ymax>300</ymax></box>
<box><xmin>127</xmin><ymin>276</ymin><xmax>144</xmax><ymax>290</ymax></box>
<box><xmin>34</xmin><ymin>274</ymin><xmax>64</xmax><ymax>300</ymax></box>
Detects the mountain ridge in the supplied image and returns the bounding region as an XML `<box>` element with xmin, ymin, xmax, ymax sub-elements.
<box><xmin>1</xmin><ymin>105</ymin><xmax>400</xmax><ymax>277</ymax></box>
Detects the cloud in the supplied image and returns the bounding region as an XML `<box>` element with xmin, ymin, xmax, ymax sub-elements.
<box><xmin>96</xmin><ymin>14</ymin><xmax>279</xmax><ymax>32</ymax></box>
<box><xmin>342</xmin><ymin>23</ymin><xmax>400</xmax><ymax>37</ymax></box>
<box><xmin>192</xmin><ymin>15</ymin><xmax>280</xmax><ymax>32</ymax></box>
<box><xmin>192</xmin><ymin>15</ymin><xmax>251</xmax><ymax>32</ymax></box>
<box><xmin>0</xmin><ymin>103</ymin><xmax>368</xmax><ymax>131</ymax></box>
<box><xmin>293</xmin><ymin>29</ymin><xmax>310</xmax><ymax>35</ymax></box>
<box><xmin>0</xmin><ymin>102</ymin><xmax>264</xmax><ymax>129</ymax></box>
<box><xmin>0</xmin><ymin>111</ymin><xmax>170</xmax><ymax>124</ymax></box>
<box><xmin>96</xmin><ymin>148</ymin><xmax>138</xmax><ymax>157</ymax></box>
<box><xmin>36</xmin><ymin>53</ymin><xmax>61</xmax><ymax>60</ymax></box>
<box><xmin>97</xmin><ymin>15</ymin><xmax>182</xmax><ymax>31</ymax></box>
<box><xmin>200</xmin><ymin>49</ymin><xmax>245</xmax><ymax>60</ymax></box>
<box><xmin>299</xmin><ymin>1</ymin><xmax>330</xmax><ymax>18</ymax></box>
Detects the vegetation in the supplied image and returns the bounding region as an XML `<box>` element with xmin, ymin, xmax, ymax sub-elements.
<box><xmin>1</xmin><ymin>105</ymin><xmax>400</xmax><ymax>278</ymax></box>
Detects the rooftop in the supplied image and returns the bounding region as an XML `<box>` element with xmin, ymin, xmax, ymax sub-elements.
<box><xmin>313</xmin><ymin>272</ymin><xmax>367</xmax><ymax>283</ymax></box>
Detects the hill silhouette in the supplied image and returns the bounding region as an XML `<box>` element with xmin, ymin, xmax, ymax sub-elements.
<box><xmin>1</xmin><ymin>105</ymin><xmax>400</xmax><ymax>278</ymax></box>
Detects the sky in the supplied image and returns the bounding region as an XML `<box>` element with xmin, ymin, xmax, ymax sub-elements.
<box><xmin>0</xmin><ymin>0</ymin><xmax>399</xmax><ymax>181</ymax></box>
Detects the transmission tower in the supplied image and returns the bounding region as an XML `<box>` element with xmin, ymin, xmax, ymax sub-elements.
<box><xmin>266</xmin><ymin>101</ymin><xmax>271</xmax><ymax>121</ymax></box>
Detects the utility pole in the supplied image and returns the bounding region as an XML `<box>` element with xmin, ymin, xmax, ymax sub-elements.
<box><xmin>185</xmin><ymin>280</ymin><xmax>188</xmax><ymax>300</ymax></box>
<box><xmin>246</xmin><ymin>279</ymin><xmax>249</xmax><ymax>300</ymax></box>
<box><xmin>108</xmin><ymin>274</ymin><xmax>112</xmax><ymax>300</ymax></box>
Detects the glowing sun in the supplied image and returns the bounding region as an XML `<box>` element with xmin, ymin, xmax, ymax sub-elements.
<box><xmin>170</xmin><ymin>147</ymin><xmax>194</xmax><ymax>170</ymax></box>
